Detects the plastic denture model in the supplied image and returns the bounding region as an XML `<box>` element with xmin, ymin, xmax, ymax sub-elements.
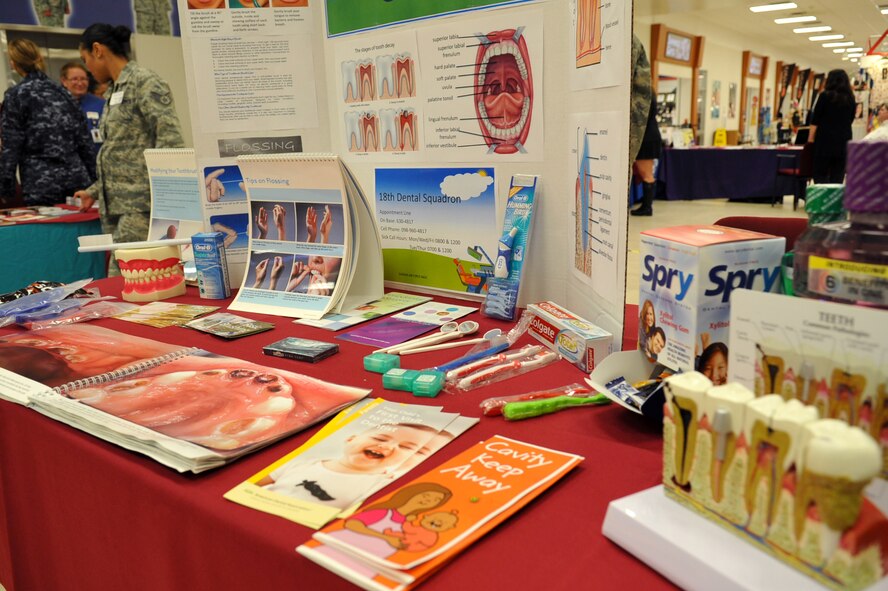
<box><xmin>663</xmin><ymin>372</ymin><xmax>888</xmax><ymax>591</ymax></box>
<box><xmin>114</xmin><ymin>245</ymin><xmax>185</xmax><ymax>302</ymax></box>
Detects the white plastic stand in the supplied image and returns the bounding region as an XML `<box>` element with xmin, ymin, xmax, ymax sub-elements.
<box><xmin>602</xmin><ymin>485</ymin><xmax>888</xmax><ymax>591</ymax></box>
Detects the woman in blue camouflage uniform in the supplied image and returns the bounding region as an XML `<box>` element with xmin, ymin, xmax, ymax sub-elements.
<box><xmin>74</xmin><ymin>24</ymin><xmax>184</xmax><ymax>267</ymax></box>
<box><xmin>0</xmin><ymin>38</ymin><xmax>96</xmax><ymax>207</ymax></box>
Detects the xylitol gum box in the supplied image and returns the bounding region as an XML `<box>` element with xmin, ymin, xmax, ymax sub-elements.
<box><xmin>638</xmin><ymin>225</ymin><xmax>784</xmax><ymax>374</ymax></box>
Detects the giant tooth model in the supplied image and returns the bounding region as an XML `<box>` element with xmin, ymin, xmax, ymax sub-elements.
<box><xmin>663</xmin><ymin>372</ymin><xmax>888</xmax><ymax>591</ymax></box>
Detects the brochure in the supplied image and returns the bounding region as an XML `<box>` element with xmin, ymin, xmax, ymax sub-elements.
<box><xmin>229</xmin><ymin>153</ymin><xmax>383</xmax><ymax>320</ymax></box>
<box><xmin>114</xmin><ymin>301</ymin><xmax>219</xmax><ymax>328</ymax></box>
<box><xmin>295</xmin><ymin>292</ymin><xmax>433</xmax><ymax>331</ymax></box>
<box><xmin>298</xmin><ymin>435</ymin><xmax>583</xmax><ymax>590</ymax></box>
<box><xmin>336</xmin><ymin>302</ymin><xmax>478</xmax><ymax>348</ymax></box>
<box><xmin>0</xmin><ymin>325</ymin><xmax>369</xmax><ymax>473</ymax></box>
<box><xmin>224</xmin><ymin>399</ymin><xmax>478</xmax><ymax>529</ymax></box>
<box><xmin>184</xmin><ymin>312</ymin><xmax>275</xmax><ymax>339</ymax></box>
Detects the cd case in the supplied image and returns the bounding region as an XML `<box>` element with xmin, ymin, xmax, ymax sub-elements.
<box><xmin>263</xmin><ymin>337</ymin><xmax>339</xmax><ymax>363</ymax></box>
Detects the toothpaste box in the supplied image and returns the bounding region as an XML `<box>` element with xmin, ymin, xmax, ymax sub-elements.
<box><xmin>191</xmin><ymin>231</ymin><xmax>231</xmax><ymax>299</ymax></box>
<box><xmin>638</xmin><ymin>225</ymin><xmax>785</xmax><ymax>375</ymax></box>
<box><xmin>527</xmin><ymin>301</ymin><xmax>613</xmax><ymax>372</ymax></box>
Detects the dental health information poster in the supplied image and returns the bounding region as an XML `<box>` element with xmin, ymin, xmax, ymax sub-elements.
<box><xmin>417</xmin><ymin>7</ymin><xmax>544</xmax><ymax>162</ymax></box>
<box><xmin>569</xmin><ymin>111</ymin><xmax>628</xmax><ymax>306</ymax></box>
<box><xmin>570</xmin><ymin>0</ymin><xmax>629</xmax><ymax>91</ymax></box>
<box><xmin>375</xmin><ymin>167</ymin><xmax>498</xmax><ymax>295</ymax></box>
<box><xmin>334</xmin><ymin>29</ymin><xmax>423</xmax><ymax>162</ymax></box>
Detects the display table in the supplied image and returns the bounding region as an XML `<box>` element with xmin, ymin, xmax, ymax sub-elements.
<box><xmin>657</xmin><ymin>146</ymin><xmax>802</xmax><ymax>201</ymax></box>
<box><xmin>0</xmin><ymin>279</ymin><xmax>669</xmax><ymax>591</ymax></box>
<box><xmin>0</xmin><ymin>208</ymin><xmax>106</xmax><ymax>293</ymax></box>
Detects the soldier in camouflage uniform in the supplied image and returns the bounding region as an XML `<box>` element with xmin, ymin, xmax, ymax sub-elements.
<box><xmin>32</xmin><ymin>0</ymin><xmax>69</xmax><ymax>28</ymax></box>
<box><xmin>629</xmin><ymin>34</ymin><xmax>662</xmax><ymax>217</ymax></box>
<box><xmin>134</xmin><ymin>0</ymin><xmax>173</xmax><ymax>36</ymax></box>
<box><xmin>0</xmin><ymin>39</ymin><xmax>96</xmax><ymax>207</ymax></box>
<box><xmin>73</xmin><ymin>24</ymin><xmax>184</xmax><ymax>275</ymax></box>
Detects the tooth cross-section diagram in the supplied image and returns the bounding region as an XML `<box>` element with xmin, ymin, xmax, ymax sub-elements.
<box><xmin>575</xmin><ymin>0</ymin><xmax>602</xmax><ymax>67</ymax></box>
<box><xmin>473</xmin><ymin>27</ymin><xmax>533</xmax><ymax>155</ymax></box>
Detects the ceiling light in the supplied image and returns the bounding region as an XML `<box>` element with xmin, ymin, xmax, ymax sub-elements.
<box><xmin>833</xmin><ymin>48</ymin><xmax>846</xmax><ymax>53</ymax></box>
<box><xmin>750</xmin><ymin>2</ymin><xmax>798</xmax><ymax>12</ymax></box>
<box><xmin>847</xmin><ymin>47</ymin><xmax>864</xmax><ymax>52</ymax></box>
<box><xmin>842</xmin><ymin>56</ymin><xmax>850</xmax><ymax>60</ymax></box>
<box><xmin>774</xmin><ymin>15</ymin><xmax>817</xmax><ymax>23</ymax></box>
<box><xmin>822</xmin><ymin>41</ymin><xmax>855</xmax><ymax>47</ymax></box>
<box><xmin>794</xmin><ymin>26</ymin><xmax>831</xmax><ymax>33</ymax></box>
<box><xmin>882</xmin><ymin>7</ymin><xmax>888</xmax><ymax>14</ymax></box>
<box><xmin>851</xmin><ymin>58</ymin><xmax>859</xmax><ymax>62</ymax></box>
<box><xmin>810</xmin><ymin>34</ymin><xmax>844</xmax><ymax>41</ymax></box>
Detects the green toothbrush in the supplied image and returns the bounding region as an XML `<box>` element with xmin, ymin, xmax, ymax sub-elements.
<box><xmin>502</xmin><ymin>394</ymin><xmax>609</xmax><ymax>421</ymax></box>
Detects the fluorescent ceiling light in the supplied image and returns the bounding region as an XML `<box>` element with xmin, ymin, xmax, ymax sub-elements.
<box><xmin>882</xmin><ymin>8</ymin><xmax>888</xmax><ymax>14</ymax></box>
<box><xmin>810</xmin><ymin>34</ymin><xmax>844</xmax><ymax>41</ymax></box>
<box><xmin>794</xmin><ymin>26</ymin><xmax>831</xmax><ymax>33</ymax></box>
<box><xmin>833</xmin><ymin>48</ymin><xmax>846</xmax><ymax>53</ymax></box>
<box><xmin>750</xmin><ymin>2</ymin><xmax>797</xmax><ymax>12</ymax></box>
<box><xmin>851</xmin><ymin>58</ymin><xmax>859</xmax><ymax>62</ymax></box>
<box><xmin>847</xmin><ymin>47</ymin><xmax>864</xmax><ymax>52</ymax></box>
<box><xmin>823</xmin><ymin>41</ymin><xmax>855</xmax><ymax>47</ymax></box>
<box><xmin>774</xmin><ymin>15</ymin><xmax>817</xmax><ymax>23</ymax></box>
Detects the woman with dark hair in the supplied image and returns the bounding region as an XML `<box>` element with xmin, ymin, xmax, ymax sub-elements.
<box><xmin>0</xmin><ymin>38</ymin><xmax>95</xmax><ymax>206</ymax></box>
<box><xmin>810</xmin><ymin>69</ymin><xmax>855</xmax><ymax>183</ymax></box>
<box><xmin>73</xmin><ymin>24</ymin><xmax>184</xmax><ymax>274</ymax></box>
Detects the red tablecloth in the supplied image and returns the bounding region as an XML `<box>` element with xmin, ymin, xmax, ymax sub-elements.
<box><xmin>0</xmin><ymin>280</ymin><xmax>668</xmax><ymax>591</ymax></box>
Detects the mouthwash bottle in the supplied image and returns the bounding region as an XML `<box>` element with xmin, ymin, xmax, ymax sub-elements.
<box><xmin>793</xmin><ymin>141</ymin><xmax>888</xmax><ymax>308</ymax></box>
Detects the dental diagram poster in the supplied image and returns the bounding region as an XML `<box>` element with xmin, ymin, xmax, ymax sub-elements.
<box><xmin>569</xmin><ymin>111</ymin><xmax>628</xmax><ymax>306</ymax></box>
<box><xmin>569</xmin><ymin>0</ymin><xmax>629</xmax><ymax>90</ymax></box>
<box><xmin>729</xmin><ymin>289</ymin><xmax>888</xmax><ymax>484</ymax></box>
<box><xmin>176</xmin><ymin>0</ymin><xmax>320</xmax><ymax>284</ymax></box>
<box><xmin>332</xmin><ymin>6</ymin><xmax>544</xmax><ymax>162</ymax></box>
<box><xmin>375</xmin><ymin>167</ymin><xmax>498</xmax><ymax>295</ymax></box>
<box><xmin>229</xmin><ymin>153</ymin><xmax>383</xmax><ymax>320</ymax></box>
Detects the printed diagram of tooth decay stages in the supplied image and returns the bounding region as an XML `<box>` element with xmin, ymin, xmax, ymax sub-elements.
<box><xmin>570</xmin><ymin>111</ymin><xmax>624</xmax><ymax>303</ymax></box>
<box><xmin>570</xmin><ymin>0</ymin><xmax>628</xmax><ymax>90</ymax></box>
<box><xmin>335</xmin><ymin>30</ymin><xmax>423</xmax><ymax>161</ymax></box>
<box><xmin>417</xmin><ymin>7</ymin><xmax>544</xmax><ymax>162</ymax></box>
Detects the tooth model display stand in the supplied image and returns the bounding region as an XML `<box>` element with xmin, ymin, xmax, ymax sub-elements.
<box><xmin>604</xmin><ymin>372</ymin><xmax>888</xmax><ymax>591</ymax></box>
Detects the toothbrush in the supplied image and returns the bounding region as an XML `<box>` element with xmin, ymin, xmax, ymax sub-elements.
<box><xmin>433</xmin><ymin>342</ymin><xmax>510</xmax><ymax>373</ymax></box>
<box><xmin>456</xmin><ymin>351</ymin><xmax>557</xmax><ymax>389</ymax></box>
<box><xmin>444</xmin><ymin>345</ymin><xmax>541</xmax><ymax>381</ymax></box>
<box><xmin>493</xmin><ymin>226</ymin><xmax>519</xmax><ymax>279</ymax></box>
<box><xmin>502</xmin><ymin>393</ymin><xmax>609</xmax><ymax>421</ymax></box>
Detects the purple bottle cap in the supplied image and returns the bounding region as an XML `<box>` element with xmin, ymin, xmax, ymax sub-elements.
<box><xmin>845</xmin><ymin>141</ymin><xmax>888</xmax><ymax>212</ymax></box>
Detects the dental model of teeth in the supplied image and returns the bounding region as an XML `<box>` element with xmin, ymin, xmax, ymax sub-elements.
<box><xmin>114</xmin><ymin>245</ymin><xmax>186</xmax><ymax>302</ymax></box>
<box><xmin>663</xmin><ymin>372</ymin><xmax>888</xmax><ymax>591</ymax></box>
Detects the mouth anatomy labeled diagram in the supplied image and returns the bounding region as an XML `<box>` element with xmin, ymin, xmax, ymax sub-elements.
<box><xmin>474</xmin><ymin>27</ymin><xmax>533</xmax><ymax>155</ymax></box>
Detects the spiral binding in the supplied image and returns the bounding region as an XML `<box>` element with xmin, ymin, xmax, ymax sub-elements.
<box><xmin>54</xmin><ymin>347</ymin><xmax>201</xmax><ymax>397</ymax></box>
<box><xmin>237</xmin><ymin>153</ymin><xmax>339</xmax><ymax>163</ymax></box>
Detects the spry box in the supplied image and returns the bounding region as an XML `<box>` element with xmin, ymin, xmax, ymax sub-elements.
<box><xmin>638</xmin><ymin>225</ymin><xmax>785</xmax><ymax>374</ymax></box>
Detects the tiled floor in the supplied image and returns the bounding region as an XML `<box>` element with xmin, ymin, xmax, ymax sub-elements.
<box><xmin>625</xmin><ymin>196</ymin><xmax>807</xmax><ymax>305</ymax></box>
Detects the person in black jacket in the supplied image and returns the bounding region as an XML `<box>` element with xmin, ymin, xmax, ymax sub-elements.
<box><xmin>810</xmin><ymin>69</ymin><xmax>855</xmax><ymax>184</ymax></box>
<box><xmin>0</xmin><ymin>38</ymin><xmax>96</xmax><ymax>206</ymax></box>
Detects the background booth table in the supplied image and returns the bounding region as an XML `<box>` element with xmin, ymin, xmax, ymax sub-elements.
<box><xmin>0</xmin><ymin>279</ymin><xmax>673</xmax><ymax>591</ymax></box>
<box><xmin>657</xmin><ymin>146</ymin><xmax>802</xmax><ymax>201</ymax></box>
<box><xmin>0</xmin><ymin>209</ymin><xmax>106</xmax><ymax>293</ymax></box>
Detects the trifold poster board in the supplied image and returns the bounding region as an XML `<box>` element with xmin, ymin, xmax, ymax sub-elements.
<box><xmin>0</xmin><ymin>325</ymin><xmax>369</xmax><ymax>474</ymax></box>
<box><xmin>229</xmin><ymin>153</ymin><xmax>383</xmax><ymax>320</ymax></box>
<box><xmin>144</xmin><ymin>148</ymin><xmax>250</xmax><ymax>285</ymax></box>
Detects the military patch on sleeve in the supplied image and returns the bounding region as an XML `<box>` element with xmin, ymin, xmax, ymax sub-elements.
<box><xmin>158</xmin><ymin>94</ymin><xmax>172</xmax><ymax>106</ymax></box>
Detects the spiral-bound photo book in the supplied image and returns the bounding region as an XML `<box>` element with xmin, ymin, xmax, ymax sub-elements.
<box><xmin>229</xmin><ymin>153</ymin><xmax>383</xmax><ymax>320</ymax></box>
<box><xmin>0</xmin><ymin>325</ymin><xmax>370</xmax><ymax>473</ymax></box>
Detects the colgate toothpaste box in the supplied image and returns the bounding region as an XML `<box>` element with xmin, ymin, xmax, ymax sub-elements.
<box><xmin>527</xmin><ymin>301</ymin><xmax>613</xmax><ymax>372</ymax></box>
<box><xmin>638</xmin><ymin>225</ymin><xmax>785</xmax><ymax>378</ymax></box>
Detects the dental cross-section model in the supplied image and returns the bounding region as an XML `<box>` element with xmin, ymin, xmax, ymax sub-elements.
<box><xmin>663</xmin><ymin>372</ymin><xmax>888</xmax><ymax>591</ymax></box>
<box><xmin>115</xmin><ymin>245</ymin><xmax>185</xmax><ymax>302</ymax></box>
<box><xmin>474</xmin><ymin>27</ymin><xmax>533</xmax><ymax>154</ymax></box>
<box><xmin>575</xmin><ymin>0</ymin><xmax>602</xmax><ymax>67</ymax></box>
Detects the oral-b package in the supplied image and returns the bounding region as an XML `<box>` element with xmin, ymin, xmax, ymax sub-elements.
<box><xmin>191</xmin><ymin>232</ymin><xmax>231</xmax><ymax>299</ymax></box>
<box><xmin>638</xmin><ymin>225</ymin><xmax>785</xmax><ymax>377</ymax></box>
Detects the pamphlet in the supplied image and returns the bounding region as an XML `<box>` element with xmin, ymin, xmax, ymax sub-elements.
<box><xmin>298</xmin><ymin>435</ymin><xmax>583</xmax><ymax>589</ymax></box>
<box><xmin>229</xmin><ymin>153</ymin><xmax>383</xmax><ymax>320</ymax></box>
<box><xmin>185</xmin><ymin>312</ymin><xmax>275</xmax><ymax>339</ymax></box>
<box><xmin>114</xmin><ymin>301</ymin><xmax>219</xmax><ymax>328</ymax></box>
<box><xmin>263</xmin><ymin>337</ymin><xmax>339</xmax><ymax>363</ymax></box>
<box><xmin>336</xmin><ymin>302</ymin><xmax>478</xmax><ymax>348</ymax></box>
<box><xmin>0</xmin><ymin>325</ymin><xmax>369</xmax><ymax>472</ymax></box>
<box><xmin>224</xmin><ymin>399</ymin><xmax>478</xmax><ymax>529</ymax></box>
<box><xmin>295</xmin><ymin>292</ymin><xmax>433</xmax><ymax>331</ymax></box>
